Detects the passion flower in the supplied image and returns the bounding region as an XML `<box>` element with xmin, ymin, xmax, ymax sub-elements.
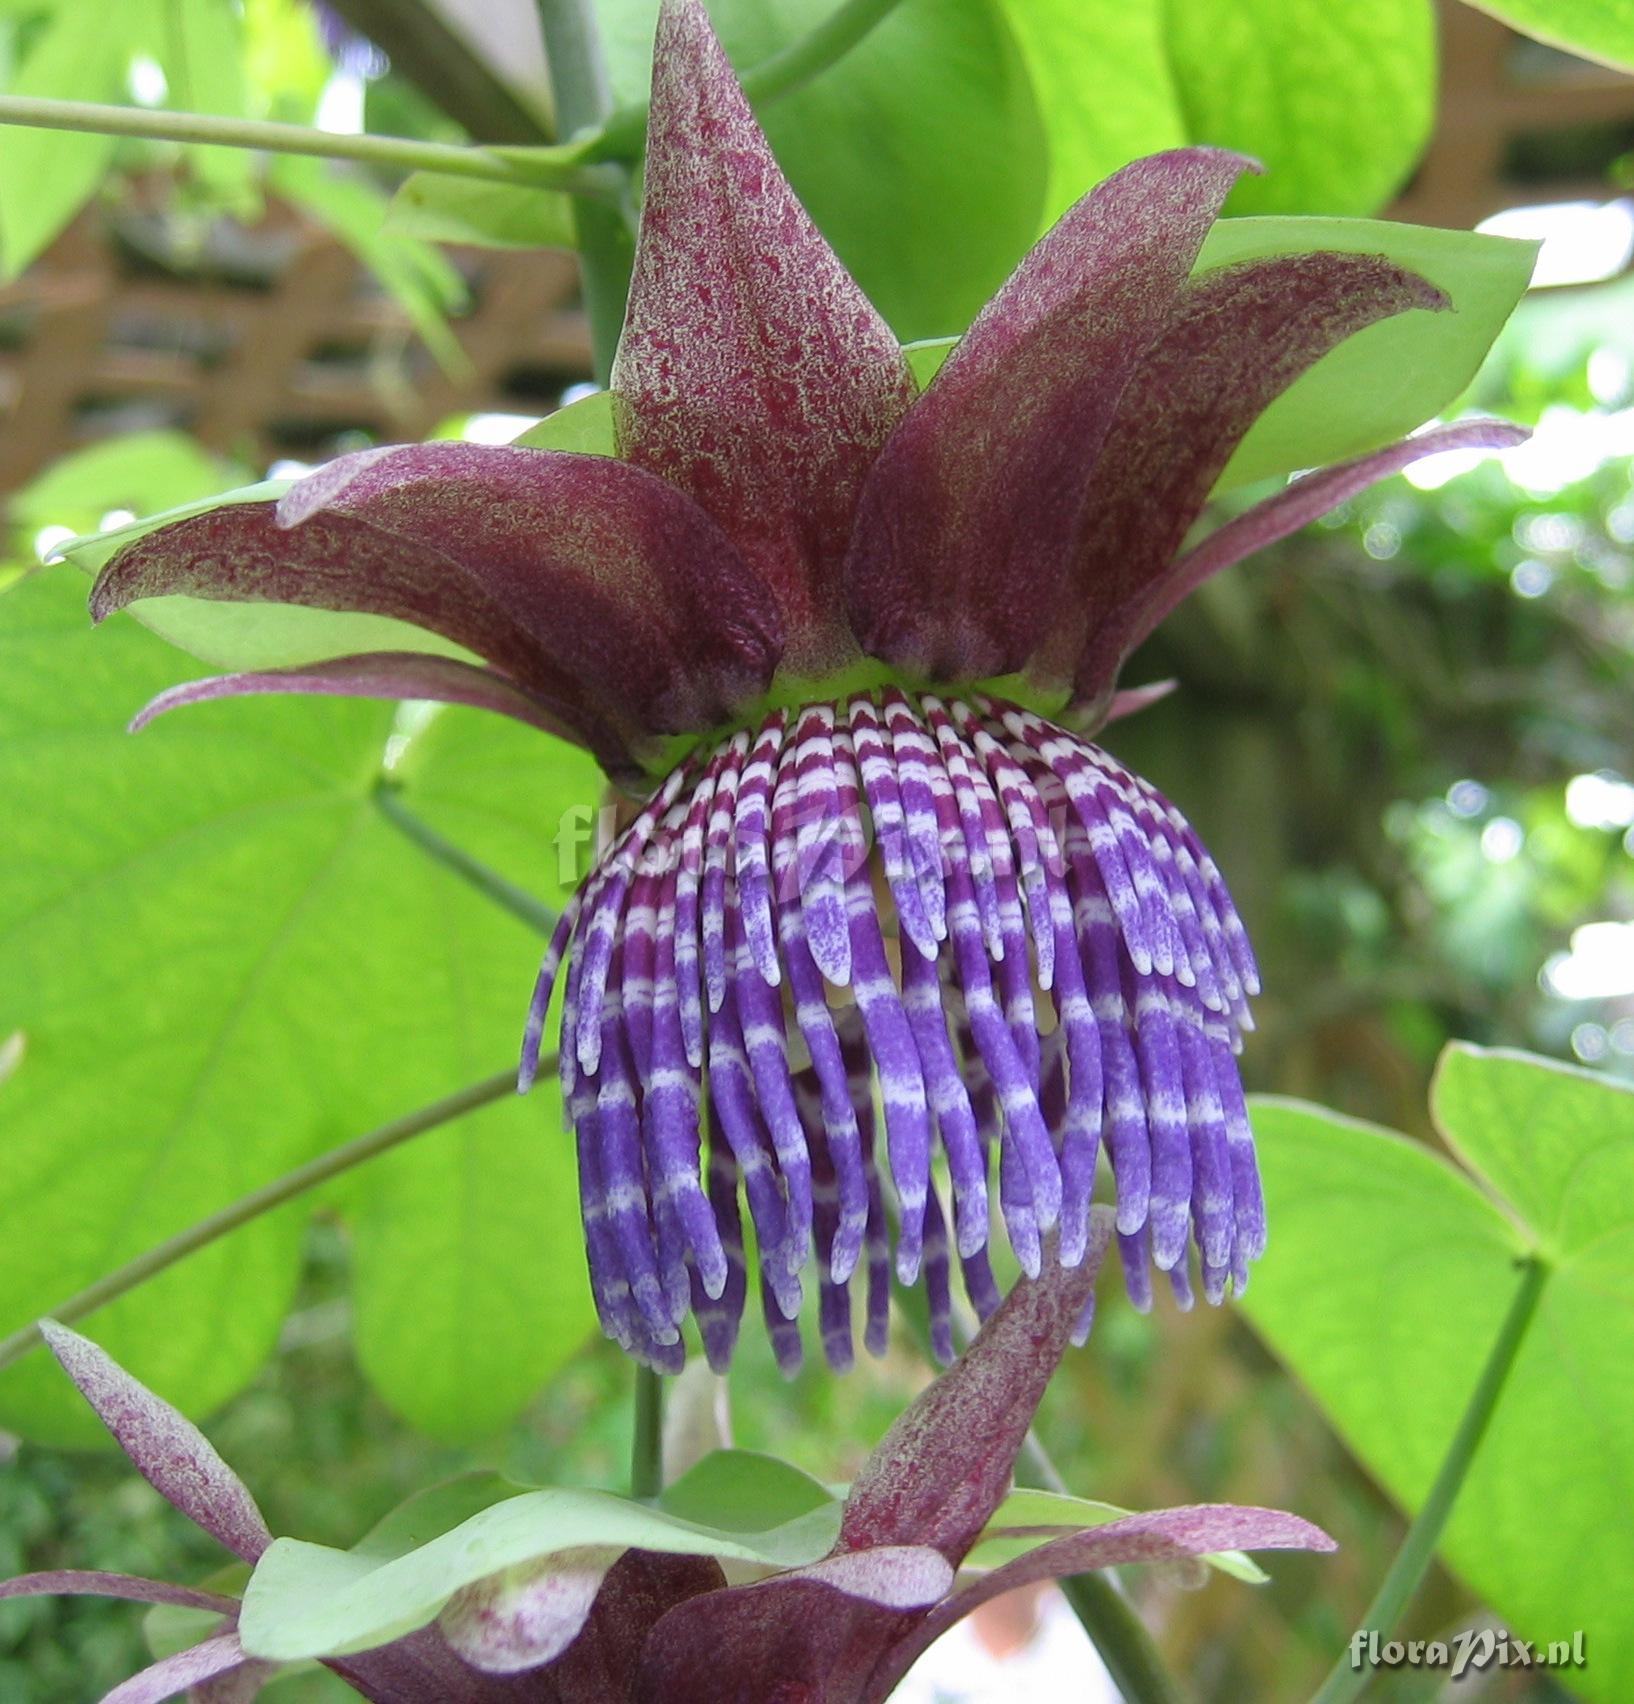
<box><xmin>93</xmin><ymin>0</ymin><xmax>1523</xmax><ymax>1372</ymax></box>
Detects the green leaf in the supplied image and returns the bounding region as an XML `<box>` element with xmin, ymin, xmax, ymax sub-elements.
<box><xmin>386</xmin><ymin>172</ymin><xmax>576</xmax><ymax>251</ymax></box>
<box><xmin>1163</xmin><ymin>0</ymin><xmax>1435</xmax><ymax>218</ymax></box>
<box><xmin>971</xmin><ymin>1488</ymin><xmax>1267</xmax><ymax>1584</ymax></box>
<box><xmin>1432</xmin><ymin>1043</ymin><xmax>1634</xmax><ymax>1265</ymax></box>
<box><xmin>0</xmin><ymin>569</ymin><xmax>601</xmax><ymax>1444</ymax></box>
<box><xmin>1462</xmin><ymin>0</ymin><xmax>1634</xmax><ymax>71</ymax></box>
<box><xmin>512</xmin><ymin>389</ymin><xmax>616</xmax><ymax>456</ymax></box>
<box><xmin>7</xmin><ymin>431</ymin><xmax>248</xmax><ymax>539</ymax></box>
<box><xmin>158</xmin><ymin>0</ymin><xmax>258</xmax><ymax>204</ymax></box>
<box><xmin>353</xmin><ymin>1472</ymin><xmax>531</xmax><ymax>1558</ymax></box>
<box><xmin>659</xmin><ymin>1449</ymin><xmax>838</xmax><ymax>1533</ymax></box>
<box><xmin>0</xmin><ymin>0</ymin><xmax>145</xmax><ymax>274</ymax></box>
<box><xmin>996</xmin><ymin>0</ymin><xmax>1185</xmax><ymax>225</ymax></box>
<box><xmin>1205</xmin><ymin>219</ymin><xmax>1536</xmax><ymax>490</ymax></box>
<box><xmin>599</xmin><ymin>0</ymin><xmax>1049</xmax><ymax>340</ymax></box>
<box><xmin>240</xmin><ymin>1485</ymin><xmax>843</xmax><ymax>1661</ymax></box>
<box><xmin>1242</xmin><ymin>1052</ymin><xmax>1634</xmax><ymax>1704</ymax></box>
<box><xmin>897</xmin><ymin>222</ymin><xmax>1535</xmax><ymax>493</ymax></box>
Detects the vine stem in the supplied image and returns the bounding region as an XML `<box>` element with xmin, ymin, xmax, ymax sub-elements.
<box><xmin>0</xmin><ymin>1067</ymin><xmax>539</xmax><ymax>1375</ymax></box>
<box><xmin>632</xmin><ymin>1365</ymin><xmax>666</xmax><ymax>1499</ymax></box>
<box><xmin>0</xmin><ymin>95</ymin><xmax>619</xmax><ymax>194</ymax></box>
<box><xmin>537</xmin><ymin>0</ymin><xmax>633</xmax><ymax>386</ymax></box>
<box><xmin>1014</xmin><ymin>1418</ymin><xmax>1187</xmax><ymax>1704</ymax></box>
<box><xmin>374</xmin><ymin>783</ymin><xmax>560</xmax><ymax>937</ymax></box>
<box><xmin>1309</xmin><ymin>1256</ymin><xmax>1547</xmax><ymax>1704</ymax></box>
<box><xmin>587</xmin><ymin>0</ymin><xmax>911</xmax><ymax>160</ymax></box>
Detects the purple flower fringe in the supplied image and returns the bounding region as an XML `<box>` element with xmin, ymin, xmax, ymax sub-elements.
<box><xmin>522</xmin><ymin>690</ymin><xmax>1263</xmax><ymax>1373</ymax></box>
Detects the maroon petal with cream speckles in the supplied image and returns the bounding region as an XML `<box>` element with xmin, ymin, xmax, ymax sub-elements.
<box><xmin>612</xmin><ymin>0</ymin><xmax>914</xmax><ymax>676</ymax></box>
<box><xmin>127</xmin><ymin>650</ymin><xmax>600</xmax><ymax>756</ymax></box>
<box><xmin>96</xmin><ymin>442</ymin><xmax>785</xmax><ymax>766</ymax></box>
<box><xmin>1056</xmin><ymin>251</ymin><xmax>1451</xmax><ymax>708</ymax></box>
<box><xmin>843</xmin><ymin>147</ymin><xmax>1253</xmax><ymax>682</ymax></box>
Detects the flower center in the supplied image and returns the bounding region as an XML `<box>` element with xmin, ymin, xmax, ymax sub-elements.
<box><xmin>522</xmin><ymin>688</ymin><xmax>1264</xmax><ymax>1374</ymax></box>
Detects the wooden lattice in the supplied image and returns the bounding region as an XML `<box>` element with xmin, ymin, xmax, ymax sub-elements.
<box><xmin>0</xmin><ymin>192</ymin><xmax>592</xmax><ymax>495</ymax></box>
<box><xmin>1394</xmin><ymin>1</ymin><xmax>1634</xmax><ymax>228</ymax></box>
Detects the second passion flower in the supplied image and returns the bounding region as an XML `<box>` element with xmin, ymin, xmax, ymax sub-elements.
<box><xmin>93</xmin><ymin>0</ymin><xmax>1525</xmax><ymax>1371</ymax></box>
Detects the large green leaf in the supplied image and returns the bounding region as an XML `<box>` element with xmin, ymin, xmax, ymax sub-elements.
<box><xmin>995</xmin><ymin>0</ymin><xmax>1186</xmax><ymax>224</ymax></box>
<box><xmin>658</xmin><ymin>1449</ymin><xmax>838</xmax><ymax>1533</ymax></box>
<box><xmin>0</xmin><ymin>568</ymin><xmax>602</xmax><ymax>1444</ymax></box>
<box><xmin>1164</xmin><ymin>0</ymin><xmax>1435</xmax><ymax>218</ymax></box>
<box><xmin>902</xmin><ymin>221</ymin><xmax>1535</xmax><ymax>492</ymax></box>
<box><xmin>599</xmin><ymin>0</ymin><xmax>1049</xmax><ymax>340</ymax></box>
<box><xmin>160</xmin><ymin>0</ymin><xmax>258</xmax><ymax>205</ymax></box>
<box><xmin>0</xmin><ymin>0</ymin><xmax>146</xmax><ymax>274</ymax></box>
<box><xmin>1242</xmin><ymin>1048</ymin><xmax>1634</xmax><ymax>1703</ymax></box>
<box><xmin>5</xmin><ymin>431</ymin><xmax>246</xmax><ymax>538</ymax></box>
<box><xmin>1463</xmin><ymin>0</ymin><xmax>1634</xmax><ymax>71</ymax></box>
<box><xmin>240</xmin><ymin>1485</ymin><xmax>842</xmax><ymax>1660</ymax></box>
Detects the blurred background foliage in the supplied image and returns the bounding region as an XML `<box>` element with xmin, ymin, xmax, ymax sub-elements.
<box><xmin>3</xmin><ymin>0</ymin><xmax>1634</xmax><ymax>1699</ymax></box>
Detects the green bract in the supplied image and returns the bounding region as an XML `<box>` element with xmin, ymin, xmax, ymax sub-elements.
<box><xmin>239</xmin><ymin>1484</ymin><xmax>844</xmax><ymax>1661</ymax></box>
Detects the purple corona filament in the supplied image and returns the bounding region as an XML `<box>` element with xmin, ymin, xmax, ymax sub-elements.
<box><xmin>525</xmin><ymin>691</ymin><xmax>1261</xmax><ymax>1370</ymax></box>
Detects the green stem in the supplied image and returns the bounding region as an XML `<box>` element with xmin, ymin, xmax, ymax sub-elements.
<box><xmin>0</xmin><ymin>1068</ymin><xmax>533</xmax><ymax>1375</ymax></box>
<box><xmin>588</xmin><ymin>0</ymin><xmax>910</xmax><ymax>161</ymax></box>
<box><xmin>632</xmin><ymin>1363</ymin><xmax>665</xmax><ymax>1499</ymax></box>
<box><xmin>1309</xmin><ymin>1257</ymin><xmax>1547</xmax><ymax>1704</ymax></box>
<box><xmin>374</xmin><ymin>783</ymin><xmax>558</xmax><ymax>937</ymax></box>
<box><xmin>0</xmin><ymin>95</ymin><xmax>619</xmax><ymax>194</ymax></box>
<box><xmin>538</xmin><ymin>0</ymin><xmax>635</xmax><ymax>384</ymax></box>
<box><xmin>1015</xmin><ymin>1429</ymin><xmax>1188</xmax><ymax>1704</ymax></box>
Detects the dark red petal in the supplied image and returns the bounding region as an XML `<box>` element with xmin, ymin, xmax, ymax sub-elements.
<box><xmin>96</xmin><ymin>441</ymin><xmax>784</xmax><ymax>746</ymax></box>
<box><xmin>277</xmin><ymin>443</ymin><xmax>783</xmax><ymax>732</ymax></box>
<box><xmin>544</xmin><ymin>1552</ymin><xmax>725</xmax><ymax>1702</ymax></box>
<box><xmin>321</xmin><ymin>1557</ymin><xmax>724</xmax><ymax>1704</ymax></box>
<box><xmin>633</xmin><ymin>1225</ymin><xmax>1113</xmax><ymax>1704</ymax></box>
<box><xmin>1101</xmin><ymin>417</ymin><xmax>1531</xmax><ymax>687</ymax></box>
<box><xmin>635</xmin><ymin>1576</ymin><xmax>902</xmax><ymax>1704</ymax></box>
<box><xmin>840</xmin><ymin>1210</ymin><xmax>1112</xmax><ymax>1566</ymax></box>
<box><xmin>93</xmin><ymin>502</ymin><xmax>536</xmax><ymax>680</ymax></box>
<box><xmin>612</xmin><ymin>0</ymin><xmax>914</xmax><ymax>677</ymax></box>
<box><xmin>1052</xmin><ymin>251</ymin><xmax>1449</xmax><ymax>704</ymax></box>
<box><xmin>324</xmin><ymin>1629</ymin><xmax>566</xmax><ymax>1704</ymax></box>
<box><xmin>1099</xmin><ymin>679</ymin><xmax>1177</xmax><ymax>727</ymax></box>
<box><xmin>103</xmin><ymin>1632</ymin><xmax>250</xmax><ymax>1704</ymax></box>
<box><xmin>42</xmin><ymin>1322</ymin><xmax>273</xmax><ymax>1565</ymax></box>
<box><xmin>844</xmin><ymin>148</ymin><xmax>1255</xmax><ymax>681</ymax></box>
<box><xmin>865</xmin><ymin>1504</ymin><xmax>1335</xmax><ymax>1702</ymax></box>
<box><xmin>127</xmin><ymin>651</ymin><xmax>632</xmax><ymax>771</ymax></box>
<box><xmin>0</xmin><ymin>1570</ymin><xmax>239</xmax><ymax>1616</ymax></box>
